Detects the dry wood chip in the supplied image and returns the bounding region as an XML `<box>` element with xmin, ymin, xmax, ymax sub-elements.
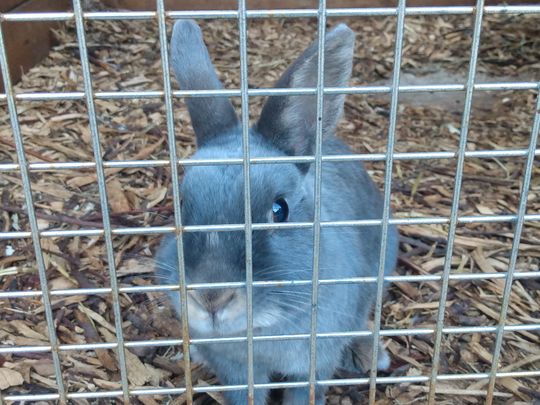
<box><xmin>32</xmin><ymin>295</ymin><xmax>88</xmax><ymax>315</ymax></box>
<box><xmin>417</xmin><ymin>384</ymin><xmax>513</xmax><ymax>398</ymax></box>
<box><xmin>67</xmin><ymin>138</ymin><xmax>166</xmax><ymax>187</ymax></box>
<box><xmin>475</xmin><ymin>204</ymin><xmax>496</xmax><ymax>215</ymax></box>
<box><xmin>1</xmin><ymin>174</ymin><xmax>72</xmax><ymax>199</ymax></box>
<box><xmin>405</xmin><ymin>301</ymin><xmax>454</xmax><ymax>310</ymax></box>
<box><xmin>152</xmin><ymin>355</ymin><xmax>184</xmax><ymax>374</ymax></box>
<box><xmin>78</xmin><ymin>303</ymin><xmax>117</xmax><ymax>334</ymax></box>
<box><xmin>48</xmin><ymin>276</ymin><xmax>77</xmax><ymax>290</ymax></box>
<box><xmin>120</xmin><ymin>75</ymin><xmax>153</xmax><ymax>87</ymax></box>
<box><xmin>470</xmin><ymin>301</ymin><xmax>515</xmax><ymax>328</ymax></box>
<box><xmin>0</xmin><ymin>255</ymin><xmax>26</xmax><ymax>267</ymax></box>
<box><xmin>93</xmin><ymin>377</ymin><xmax>121</xmax><ymax>390</ymax></box>
<box><xmin>10</xmin><ymin>320</ymin><xmax>48</xmax><ymax>342</ymax></box>
<box><xmin>197</xmin><ymin>379</ymin><xmax>227</xmax><ymax>405</ymax></box>
<box><xmin>67</xmin><ymin>356</ymin><xmax>109</xmax><ymax>380</ymax></box>
<box><xmin>138</xmin><ymin>397</ymin><xmax>161</xmax><ymax>405</ymax></box>
<box><xmin>468</xmin><ymin>342</ymin><xmax>493</xmax><ymax>364</ymax></box>
<box><xmin>75</xmin><ymin>309</ymin><xmax>118</xmax><ymax>372</ymax></box>
<box><xmin>71</xmin><ymin>400</ymin><xmax>91</xmax><ymax>405</ymax></box>
<box><xmin>49</xmin><ymin>113</ymin><xmax>89</xmax><ymax>122</ymax></box>
<box><xmin>30</xmin><ymin>371</ymin><xmax>57</xmax><ymax>389</ymax></box>
<box><xmin>0</xmin><ymin>367</ymin><xmax>24</xmax><ymax>390</ymax></box>
<box><xmin>1</xmin><ymin>11</ymin><xmax>539</xmax><ymax>405</ymax></box>
<box><xmin>146</xmin><ymin>186</ymin><xmax>168</xmax><ymax>209</ymax></box>
<box><xmin>5</xmin><ymin>335</ymin><xmax>47</xmax><ymax>347</ymax></box>
<box><xmin>453</xmin><ymin>235</ymin><xmax>506</xmax><ymax>249</ymax></box>
<box><xmin>107</xmin><ymin>178</ymin><xmax>132</xmax><ymax>213</ymax></box>
<box><xmin>31</xmin><ymin>360</ymin><xmax>55</xmax><ymax>377</ymax></box>
<box><xmin>11</xmin><ymin>361</ymin><xmax>33</xmax><ymax>384</ymax></box>
<box><xmin>497</xmin><ymin>378</ymin><xmax>529</xmax><ymax>401</ymax></box>
<box><xmin>33</xmin><ymin>137</ymin><xmax>91</xmax><ymax>160</ymax></box>
<box><xmin>117</xmin><ymin>257</ymin><xmax>155</xmax><ymax>276</ymax></box>
<box><xmin>124</xmin><ymin>348</ymin><xmax>151</xmax><ymax>386</ymax></box>
<box><xmin>392</xmin><ymin>281</ymin><xmax>420</xmax><ymax>300</ymax></box>
<box><xmin>501</xmin><ymin>354</ymin><xmax>540</xmax><ymax>373</ymax></box>
<box><xmin>144</xmin><ymin>362</ymin><xmax>172</xmax><ymax>386</ymax></box>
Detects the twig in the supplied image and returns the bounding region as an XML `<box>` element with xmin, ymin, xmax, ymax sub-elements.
<box><xmin>0</xmin><ymin>138</ymin><xmax>56</xmax><ymax>163</ymax></box>
<box><xmin>83</xmin><ymin>205</ymin><xmax>173</xmax><ymax>221</ymax></box>
<box><xmin>1</xmin><ymin>204</ymin><xmax>102</xmax><ymax>228</ymax></box>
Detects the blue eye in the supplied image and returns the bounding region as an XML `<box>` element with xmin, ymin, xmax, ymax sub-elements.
<box><xmin>272</xmin><ymin>198</ymin><xmax>289</xmax><ymax>223</ymax></box>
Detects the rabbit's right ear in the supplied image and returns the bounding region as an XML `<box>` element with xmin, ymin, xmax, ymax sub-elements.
<box><xmin>170</xmin><ymin>20</ymin><xmax>238</xmax><ymax>146</ymax></box>
<box><xmin>255</xmin><ymin>24</ymin><xmax>355</xmax><ymax>162</ymax></box>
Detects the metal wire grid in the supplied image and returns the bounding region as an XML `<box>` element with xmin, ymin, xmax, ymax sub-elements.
<box><xmin>428</xmin><ymin>0</ymin><xmax>485</xmax><ymax>402</ymax></box>
<box><xmin>237</xmin><ymin>0</ymin><xmax>256</xmax><ymax>402</ymax></box>
<box><xmin>0</xmin><ymin>1</ymin><xmax>538</xmax><ymax>404</ymax></box>
<box><xmin>0</xmin><ymin>14</ymin><xmax>66</xmax><ymax>405</ymax></box>
<box><xmin>368</xmin><ymin>0</ymin><xmax>406</xmax><ymax>403</ymax></box>
<box><xmin>71</xmin><ymin>0</ymin><xmax>131</xmax><ymax>401</ymax></box>
<box><xmin>307</xmin><ymin>0</ymin><xmax>328</xmax><ymax>402</ymax></box>
<box><xmin>155</xmin><ymin>0</ymin><xmax>194</xmax><ymax>403</ymax></box>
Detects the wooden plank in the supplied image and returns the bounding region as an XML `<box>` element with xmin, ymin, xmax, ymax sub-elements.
<box><xmin>0</xmin><ymin>0</ymin><xmax>71</xmax><ymax>93</ymax></box>
<box><xmin>102</xmin><ymin>0</ymin><xmax>540</xmax><ymax>9</ymax></box>
<box><xmin>1</xmin><ymin>0</ymin><xmax>27</xmax><ymax>13</ymax></box>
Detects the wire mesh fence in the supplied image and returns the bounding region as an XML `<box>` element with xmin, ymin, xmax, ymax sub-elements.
<box><xmin>0</xmin><ymin>0</ymin><xmax>539</xmax><ymax>404</ymax></box>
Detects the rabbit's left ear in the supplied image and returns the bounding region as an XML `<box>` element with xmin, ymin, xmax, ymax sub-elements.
<box><xmin>255</xmin><ymin>24</ymin><xmax>355</xmax><ymax>158</ymax></box>
<box><xmin>170</xmin><ymin>20</ymin><xmax>238</xmax><ymax>146</ymax></box>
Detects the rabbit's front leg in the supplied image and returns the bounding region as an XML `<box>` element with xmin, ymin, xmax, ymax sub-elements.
<box><xmin>341</xmin><ymin>337</ymin><xmax>391</xmax><ymax>373</ymax></box>
<box><xmin>212</xmin><ymin>360</ymin><xmax>270</xmax><ymax>405</ymax></box>
<box><xmin>282</xmin><ymin>374</ymin><xmax>329</xmax><ymax>405</ymax></box>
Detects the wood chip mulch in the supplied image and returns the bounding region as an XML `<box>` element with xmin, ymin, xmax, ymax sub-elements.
<box><xmin>0</xmin><ymin>2</ymin><xmax>539</xmax><ymax>404</ymax></box>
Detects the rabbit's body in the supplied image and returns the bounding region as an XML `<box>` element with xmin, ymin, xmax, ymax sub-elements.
<box><xmin>156</xmin><ymin>20</ymin><xmax>399</xmax><ymax>405</ymax></box>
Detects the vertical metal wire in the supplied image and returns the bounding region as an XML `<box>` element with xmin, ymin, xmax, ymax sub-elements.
<box><xmin>367</xmin><ymin>0</ymin><xmax>406</xmax><ymax>404</ymax></box>
<box><xmin>238</xmin><ymin>0</ymin><xmax>255</xmax><ymax>404</ymax></box>
<box><xmin>308</xmin><ymin>1</ymin><xmax>327</xmax><ymax>403</ymax></box>
<box><xmin>156</xmin><ymin>1</ymin><xmax>193</xmax><ymax>403</ymax></box>
<box><xmin>485</xmin><ymin>86</ymin><xmax>540</xmax><ymax>404</ymax></box>
<box><xmin>0</xmin><ymin>20</ymin><xmax>67</xmax><ymax>405</ymax></box>
<box><xmin>426</xmin><ymin>1</ymin><xmax>485</xmax><ymax>403</ymax></box>
<box><xmin>71</xmin><ymin>0</ymin><xmax>130</xmax><ymax>401</ymax></box>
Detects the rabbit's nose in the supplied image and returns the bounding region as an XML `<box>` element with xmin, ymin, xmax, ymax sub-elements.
<box><xmin>191</xmin><ymin>289</ymin><xmax>236</xmax><ymax>318</ymax></box>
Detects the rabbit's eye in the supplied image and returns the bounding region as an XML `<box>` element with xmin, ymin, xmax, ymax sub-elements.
<box><xmin>272</xmin><ymin>198</ymin><xmax>289</xmax><ymax>223</ymax></box>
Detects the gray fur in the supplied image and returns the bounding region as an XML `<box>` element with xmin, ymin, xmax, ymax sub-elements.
<box><xmin>157</xmin><ymin>20</ymin><xmax>399</xmax><ymax>405</ymax></box>
<box><xmin>170</xmin><ymin>20</ymin><xmax>238</xmax><ymax>145</ymax></box>
<box><xmin>256</xmin><ymin>23</ymin><xmax>354</xmax><ymax>161</ymax></box>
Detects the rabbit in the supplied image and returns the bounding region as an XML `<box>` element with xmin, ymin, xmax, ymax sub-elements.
<box><xmin>155</xmin><ymin>19</ymin><xmax>399</xmax><ymax>405</ymax></box>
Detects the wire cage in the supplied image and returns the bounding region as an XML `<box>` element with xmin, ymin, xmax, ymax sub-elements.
<box><xmin>0</xmin><ymin>0</ymin><xmax>539</xmax><ymax>404</ymax></box>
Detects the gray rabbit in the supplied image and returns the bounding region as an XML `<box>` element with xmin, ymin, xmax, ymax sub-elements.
<box><xmin>156</xmin><ymin>20</ymin><xmax>399</xmax><ymax>405</ymax></box>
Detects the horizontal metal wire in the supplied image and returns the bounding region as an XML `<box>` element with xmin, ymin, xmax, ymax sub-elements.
<box><xmin>1</xmin><ymin>213</ymin><xmax>540</xmax><ymax>240</ymax></box>
<box><xmin>1</xmin><ymin>82</ymin><xmax>538</xmax><ymax>102</ymax></box>
<box><xmin>3</xmin><ymin>369</ymin><xmax>540</xmax><ymax>402</ymax></box>
<box><xmin>1</xmin><ymin>270</ymin><xmax>539</xmax><ymax>300</ymax></box>
<box><xmin>1</xmin><ymin>148</ymin><xmax>539</xmax><ymax>173</ymax></box>
<box><xmin>1</xmin><ymin>322</ymin><xmax>539</xmax><ymax>354</ymax></box>
<box><xmin>2</xmin><ymin>5</ymin><xmax>540</xmax><ymax>22</ymax></box>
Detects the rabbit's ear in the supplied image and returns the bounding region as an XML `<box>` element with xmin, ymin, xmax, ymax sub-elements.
<box><xmin>170</xmin><ymin>20</ymin><xmax>238</xmax><ymax>145</ymax></box>
<box><xmin>255</xmin><ymin>24</ymin><xmax>355</xmax><ymax>158</ymax></box>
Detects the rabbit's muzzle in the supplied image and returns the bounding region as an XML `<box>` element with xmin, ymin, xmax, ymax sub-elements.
<box><xmin>187</xmin><ymin>288</ymin><xmax>246</xmax><ymax>336</ymax></box>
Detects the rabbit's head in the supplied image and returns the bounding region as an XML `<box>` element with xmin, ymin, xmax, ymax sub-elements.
<box><xmin>156</xmin><ymin>20</ymin><xmax>355</xmax><ymax>337</ymax></box>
